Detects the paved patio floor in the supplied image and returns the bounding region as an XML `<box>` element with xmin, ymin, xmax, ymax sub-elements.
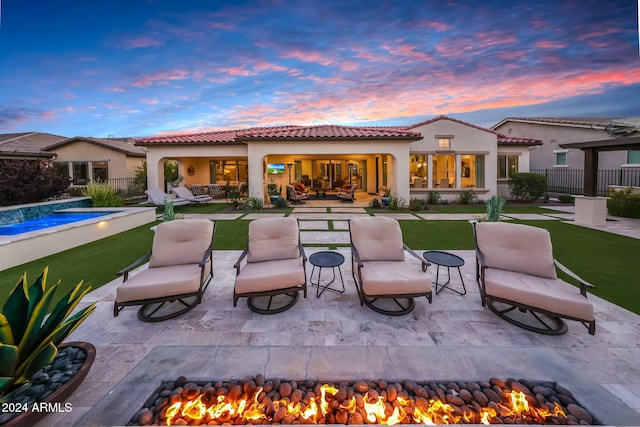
<box><xmin>30</xmin><ymin>206</ymin><xmax>640</xmax><ymax>426</ymax></box>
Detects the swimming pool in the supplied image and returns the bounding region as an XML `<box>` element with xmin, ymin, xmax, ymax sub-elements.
<box><xmin>0</xmin><ymin>212</ymin><xmax>111</xmax><ymax>235</ymax></box>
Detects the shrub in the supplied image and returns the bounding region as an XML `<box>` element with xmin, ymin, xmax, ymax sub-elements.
<box><xmin>558</xmin><ymin>194</ymin><xmax>574</xmax><ymax>204</ymax></box>
<box><xmin>245</xmin><ymin>196</ymin><xmax>264</xmax><ymax>211</ymax></box>
<box><xmin>408</xmin><ymin>198</ymin><xmax>427</xmax><ymax>211</ymax></box>
<box><xmin>0</xmin><ymin>159</ymin><xmax>70</xmax><ymax>206</ymax></box>
<box><xmin>0</xmin><ymin>268</ymin><xmax>96</xmax><ymax>397</ymax></box>
<box><xmin>271</xmin><ymin>197</ymin><xmax>288</xmax><ymax>209</ymax></box>
<box><xmin>369</xmin><ymin>198</ymin><xmax>383</xmax><ymax>209</ymax></box>
<box><xmin>458</xmin><ymin>189</ymin><xmax>477</xmax><ymax>204</ymax></box>
<box><xmin>426</xmin><ymin>191</ymin><xmax>441</xmax><ymax>205</ymax></box>
<box><xmin>83</xmin><ymin>181</ymin><xmax>123</xmax><ymax>207</ymax></box>
<box><xmin>508</xmin><ymin>172</ymin><xmax>547</xmax><ymax>202</ymax></box>
<box><xmin>608</xmin><ymin>188</ymin><xmax>640</xmax><ymax>218</ymax></box>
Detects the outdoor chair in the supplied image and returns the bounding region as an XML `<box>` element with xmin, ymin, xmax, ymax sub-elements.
<box><xmin>473</xmin><ymin>221</ymin><xmax>596</xmax><ymax>335</ymax></box>
<box><xmin>172</xmin><ymin>186</ymin><xmax>213</xmax><ymax>203</ymax></box>
<box><xmin>207</xmin><ymin>184</ymin><xmax>226</xmax><ymax>198</ymax></box>
<box><xmin>413</xmin><ymin>177</ymin><xmax>425</xmax><ymax>188</ymax></box>
<box><xmin>286</xmin><ymin>184</ymin><xmax>309</xmax><ymax>204</ymax></box>
<box><xmin>237</xmin><ymin>182</ymin><xmax>247</xmax><ymax>195</ymax></box>
<box><xmin>349</xmin><ymin>217</ymin><xmax>432</xmax><ymax>315</ymax></box>
<box><xmin>337</xmin><ymin>183</ymin><xmax>357</xmax><ymax>203</ymax></box>
<box><xmin>233</xmin><ymin>217</ymin><xmax>307</xmax><ymax>314</ymax></box>
<box><xmin>439</xmin><ymin>178</ymin><xmax>451</xmax><ymax>188</ymax></box>
<box><xmin>190</xmin><ymin>184</ymin><xmax>208</xmax><ymax>196</ymax></box>
<box><xmin>144</xmin><ymin>188</ymin><xmax>192</xmax><ymax>206</ymax></box>
<box><xmin>114</xmin><ymin>219</ymin><xmax>215</xmax><ymax>322</ymax></box>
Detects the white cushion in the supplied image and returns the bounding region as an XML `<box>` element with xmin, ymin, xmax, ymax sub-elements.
<box><xmin>235</xmin><ymin>258</ymin><xmax>305</xmax><ymax>294</ymax></box>
<box><xmin>360</xmin><ymin>260</ymin><xmax>432</xmax><ymax>296</ymax></box>
<box><xmin>484</xmin><ymin>268</ymin><xmax>594</xmax><ymax>321</ymax></box>
<box><xmin>476</xmin><ymin>222</ymin><xmax>556</xmax><ymax>279</ymax></box>
<box><xmin>116</xmin><ymin>264</ymin><xmax>202</xmax><ymax>302</ymax></box>
<box><xmin>350</xmin><ymin>217</ymin><xmax>404</xmax><ymax>261</ymax></box>
<box><xmin>247</xmin><ymin>218</ymin><xmax>299</xmax><ymax>263</ymax></box>
<box><xmin>149</xmin><ymin>220</ymin><xmax>213</xmax><ymax>268</ymax></box>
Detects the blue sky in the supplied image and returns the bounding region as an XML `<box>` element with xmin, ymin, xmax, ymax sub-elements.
<box><xmin>0</xmin><ymin>0</ymin><xmax>638</xmax><ymax>137</ymax></box>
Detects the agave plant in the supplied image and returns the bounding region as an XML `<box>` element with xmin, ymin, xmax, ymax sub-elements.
<box><xmin>0</xmin><ymin>268</ymin><xmax>96</xmax><ymax>397</ymax></box>
<box><xmin>163</xmin><ymin>197</ymin><xmax>176</xmax><ymax>221</ymax></box>
<box><xmin>485</xmin><ymin>196</ymin><xmax>506</xmax><ymax>222</ymax></box>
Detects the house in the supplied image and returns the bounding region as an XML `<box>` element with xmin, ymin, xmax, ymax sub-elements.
<box><xmin>0</xmin><ymin>132</ymin><xmax>66</xmax><ymax>160</ymax></box>
<box><xmin>44</xmin><ymin>137</ymin><xmax>146</xmax><ymax>185</ymax></box>
<box><xmin>492</xmin><ymin>117</ymin><xmax>640</xmax><ymax>170</ymax></box>
<box><xmin>136</xmin><ymin>115</ymin><xmax>540</xmax><ymax>203</ymax></box>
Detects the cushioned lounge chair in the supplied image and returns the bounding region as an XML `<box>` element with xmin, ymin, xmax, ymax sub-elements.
<box><xmin>233</xmin><ymin>217</ymin><xmax>307</xmax><ymax>314</ymax></box>
<box><xmin>473</xmin><ymin>221</ymin><xmax>596</xmax><ymax>335</ymax></box>
<box><xmin>145</xmin><ymin>188</ymin><xmax>191</xmax><ymax>206</ymax></box>
<box><xmin>286</xmin><ymin>184</ymin><xmax>309</xmax><ymax>204</ymax></box>
<box><xmin>172</xmin><ymin>186</ymin><xmax>212</xmax><ymax>203</ymax></box>
<box><xmin>114</xmin><ymin>219</ymin><xmax>215</xmax><ymax>321</ymax></box>
<box><xmin>207</xmin><ymin>184</ymin><xmax>226</xmax><ymax>199</ymax></box>
<box><xmin>337</xmin><ymin>183</ymin><xmax>357</xmax><ymax>203</ymax></box>
<box><xmin>349</xmin><ymin>217</ymin><xmax>432</xmax><ymax>315</ymax></box>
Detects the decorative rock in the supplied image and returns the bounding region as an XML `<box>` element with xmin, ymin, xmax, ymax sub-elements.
<box><xmin>483</xmin><ymin>388</ymin><xmax>502</xmax><ymax>404</ymax></box>
<box><xmin>567</xmin><ymin>403</ymin><xmax>593</xmax><ymax>424</ymax></box>
<box><xmin>472</xmin><ymin>390</ymin><xmax>489</xmax><ymax>407</ymax></box>
<box><xmin>354</xmin><ymin>380</ymin><xmax>369</xmax><ymax>393</ymax></box>
<box><xmin>278</xmin><ymin>381</ymin><xmax>292</xmax><ymax>398</ymax></box>
<box><xmin>458</xmin><ymin>388</ymin><xmax>473</xmax><ymax>404</ymax></box>
<box><xmin>445</xmin><ymin>394</ymin><xmax>465</xmax><ymax>406</ymax></box>
<box><xmin>138</xmin><ymin>408</ymin><xmax>154</xmax><ymax>425</ymax></box>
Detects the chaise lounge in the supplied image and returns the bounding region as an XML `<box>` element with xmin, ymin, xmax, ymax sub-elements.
<box><xmin>114</xmin><ymin>219</ymin><xmax>215</xmax><ymax>321</ymax></box>
<box><xmin>172</xmin><ymin>186</ymin><xmax>213</xmax><ymax>203</ymax></box>
<box><xmin>144</xmin><ymin>188</ymin><xmax>192</xmax><ymax>206</ymax></box>
<box><xmin>473</xmin><ymin>221</ymin><xmax>596</xmax><ymax>335</ymax></box>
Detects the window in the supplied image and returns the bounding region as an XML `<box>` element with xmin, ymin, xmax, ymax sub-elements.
<box><xmin>409</xmin><ymin>155</ymin><xmax>427</xmax><ymax>187</ymax></box>
<box><xmin>432</xmin><ymin>154</ymin><xmax>455</xmax><ymax>188</ymax></box>
<box><xmin>627</xmin><ymin>150</ymin><xmax>640</xmax><ymax>164</ymax></box>
<box><xmin>438</xmin><ymin>138</ymin><xmax>451</xmax><ymax>150</ymax></box>
<box><xmin>555</xmin><ymin>152</ymin><xmax>567</xmax><ymax>166</ymax></box>
<box><xmin>92</xmin><ymin>161</ymin><xmax>108</xmax><ymax>181</ymax></box>
<box><xmin>460</xmin><ymin>155</ymin><xmax>484</xmax><ymax>188</ymax></box>
<box><xmin>497</xmin><ymin>155</ymin><xmax>518</xmax><ymax>179</ymax></box>
<box><xmin>54</xmin><ymin>162</ymin><xmax>69</xmax><ymax>178</ymax></box>
<box><xmin>72</xmin><ymin>162</ymin><xmax>89</xmax><ymax>185</ymax></box>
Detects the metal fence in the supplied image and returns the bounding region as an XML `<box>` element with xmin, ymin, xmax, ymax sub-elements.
<box><xmin>66</xmin><ymin>178</ymin><xmax>147</xmax><ymax>201</ymax></box>
<box><xmin>531</xmin><ymin>169</ymin><xmax>640</xmax><ymax>197</ymax></box>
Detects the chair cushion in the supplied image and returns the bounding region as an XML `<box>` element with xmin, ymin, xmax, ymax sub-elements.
<box><xmin>476</xmin><ymin>222</ymin><xmax>556</xmax><ymax>279</ymax></box>
<box><xmin>350</xmin><ymin>217</ymin><xmax>404</xmax><ymax>261</ymax></box>
<box><xmin>235</xmin><ymin>258</ymin><xmax>305</xmax><ymax>294</ymax></box>
<box><xmin>116</xmin><ymin>264</ymin><xmax>202</xmax><ymax>302</ymax></box>
<box><xmin>247</xmin><ymin>218</ymin><xmax>299</xmax><ymax>263</ymax></box>
<box><xmin>360</xmin><ymin>260</ymin><xmax>432</xmax><ymax>296</ymax></box>
<box><xmin>149</xmin><ymin>219</ymin><xmax>213</xmax><ymax>267</ymax></box>
<box><xmin>484</xmin><ymin>268</ymin><xmax>594</xmax><ymax>321</ymax></box>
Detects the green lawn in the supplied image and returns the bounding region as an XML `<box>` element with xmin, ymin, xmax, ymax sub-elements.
<box><xmin>2</xmin><ymin>208</ymin><xmax>638</xmax><ymax>315</ymax></box>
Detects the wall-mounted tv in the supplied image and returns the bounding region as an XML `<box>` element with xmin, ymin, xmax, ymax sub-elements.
<box><xmin>267</xmin><ymin>163</ymin><xmax>285</xmax><ymax>174</ymax></box>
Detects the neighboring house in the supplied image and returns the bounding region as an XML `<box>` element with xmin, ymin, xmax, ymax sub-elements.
<box><xmin>136</xmin><ymin>115</ymin><xmax>540</xmax><ymax>202</ymax></box>
<box><xmin>492</xmin><ymin>117</ymin><xmax>640</xmax><ymax>170</ymax></box>
<box><xmin>44</xmin><ymin>137</ymin><xmax>146</xmax><ymax>185</ymax></box>
<box><xmin>0</xmin><ymin>132</ymin><xmax>66</xmax><ymax>160</ymax></box>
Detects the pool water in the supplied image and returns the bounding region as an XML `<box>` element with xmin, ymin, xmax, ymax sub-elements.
<box><xmin>0</xmin><ymin>212</ymin><xmax>111</xmax><ymax>235</ymax></box>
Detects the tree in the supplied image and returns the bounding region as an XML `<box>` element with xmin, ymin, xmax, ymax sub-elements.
<box><xmin>0</xmin><ymin>159</ymin><xmax>71</xmax><ymax>206</ymax></box>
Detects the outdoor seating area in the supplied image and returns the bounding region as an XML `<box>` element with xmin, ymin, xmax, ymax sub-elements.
<box><xmin>11</xmin><ymin>204</ymin><xmax>640</xmax><ymax>426</ymax></box>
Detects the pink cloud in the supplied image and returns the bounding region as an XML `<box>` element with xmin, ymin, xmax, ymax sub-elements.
<box><xmin>414</xmin><ymin>20</ymin><xmax>450</xmax><ymax>31</ymax></box>
<box><xmin>122</xmin><ymin>36</ymin><xmax>164</xmax><ymax>50</ymax></box>
<box><xmin>280</xmin><ymin>50</ymin><xmax>334</xmax><ymax>66</ymax></box>
<box><xmin>132</xmin><ymin>69</ymin><xmax>190</xmax><ymax>87</ymax></box>
<box><xmin>382</xmin><ymin>42</ymin><xmax>433</xmax><ymax>63</ymax></box>
<box><xmin>535</xmin><ymin>40</ymin><xmax>567</xmax><ymax>49</ymax></box>
<box><xmin>218</xmin><ymin>66</ymin><xmax>254</xmax><ymax>76</ymax></box>
<box><xmin>340</xmin><ymin>61</ymin><xmax>358</xmax><ymax>71</ymax></box>
<box><xmin>138</xmin><ymin>97</ymin><xmax>159</xmax><ymax>105</ymax></box>
<box><xmin>210</xmin><ymin>22</ymin><xmax>235</xmax><ymax>30</ymax></box>
<box><xmin>111</xmin><ymin>87</ymin><xmax>126</xmax><ymax>93</ymax></box>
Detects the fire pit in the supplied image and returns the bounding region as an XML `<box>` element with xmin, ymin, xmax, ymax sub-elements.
<box><xmin>129</xmin><ymin>376</ymin><xmax>597</xmax><ymax>425</ymax></box>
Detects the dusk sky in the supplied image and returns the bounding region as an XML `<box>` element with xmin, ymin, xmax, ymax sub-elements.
<box><xmin>1</xmin><ymin>0</ymin><xmax>639</xmax><ymax>138</ymax></box>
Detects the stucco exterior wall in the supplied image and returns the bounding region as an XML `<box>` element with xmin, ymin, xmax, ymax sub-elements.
<box><xmin>409</xmin><ymin>119</ymin><xmax>498</xmax><ymax>199</ymax></box>
<box><xmin>494</xmin><ymin>121</ymin><xmax>626</xmax><ymax>170</ymax></box>
<box><xmin>53</xmin><ymin>141</ymin><xmax>136</xmax><ymax>178</ymax></box>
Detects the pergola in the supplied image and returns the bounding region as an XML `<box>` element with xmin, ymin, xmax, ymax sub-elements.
<box><xmin>559</xmin><ymin>135</ymin><xmax>640</xmax><ymax>197</ymax></box>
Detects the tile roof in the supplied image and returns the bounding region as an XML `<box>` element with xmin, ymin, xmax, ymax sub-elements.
<box><xmin>46</xmin><ymin>137</ymin><xmax>146</xmax><ymax>156</ymax></box>
<box><xmin>0</xmin><ymin>132</ymin><xmax>67</xmax><ymax>157</ymax></box>
<box><xmin>492</xmin><ymin>117</ymin><xmax>620</xmax><ymax>129</ymax></box>
<box><xmin>405</xmin><ymin>115</ymin><xmax>499</xmax><ymax>136</ymax></box>
<box><xmin>496</xmin><ymin>135</ymin><xmax>542</xmax><ymax>146</ymax></box>
<box><xmin>136</xmin><ymin>124</ymin><xmax>421</xmax><ymax>145</ymax></box>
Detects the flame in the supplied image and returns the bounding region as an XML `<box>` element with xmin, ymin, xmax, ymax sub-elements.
<box><xmin>162</xmin><ymin>383</ymin><xmax>568</xmax><ymax>425</ymax></box>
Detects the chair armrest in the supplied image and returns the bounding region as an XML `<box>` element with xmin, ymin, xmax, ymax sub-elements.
<box><xmin>233</xmin><ymin>248</ymin><xmax>249</xmax><ymax>274</ymax></box>
<box><xmin>403</xmin><ymin>244</ymin><xmax>430</xmax><ymax>271</ymax></box>
<box><xmin>351</xmin><ymin>244</ymin><xmax>363</xmax><ymax>268</ymax></box>
<box><xmin>199</xmin><ymin>247</ymin><xmax>213</xmax><ymax>267</ymax></box>
<box><xmin>117</xmin><ymin>251</ymin><xmax>151</xmax><ymax>281</ymax></box>
<box><xmin>298</xmin><ymin>242</ymin><xmax>307</xmax><ymax>261</ymax></box>
<box><xmin>476</xmin><ymin>248</ymin><xmax>487</xmax><ymax>267</ymax></box>
<box><xmin>554</xmin><ymin>259</ymin><xmax>595</xmax><ymax>296</ymax></box>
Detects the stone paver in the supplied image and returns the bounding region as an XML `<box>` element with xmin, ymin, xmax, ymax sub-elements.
<box><xmin>374</xmin><ymin>213</ymin><xmax>420</xmax><ymax>220</ymax></box>
<box><xmin>182</xmin><ymin>213</ymin><xmax>244</xmax><ymax>220</ymax></box>
<box><xmin>242</xmin><ymin>213</ymin><xmax>287</xmax><ymax>220</ymax></box>
<box><xmin>416</xmin><ymin>213</ymin><xmax>479</xmax><ymax>220</ymax></box>
<box><xmin>300</xmin><ymin>231</ymin><xmax>350</xmax><ymax>244</ymax></box>
<box><xmin>289</xmin><ymin>213</ymin><xmax>369</xmax><ymax>220</ymax></box>
<box><xmin>291</xmin><ymin>207</ymin><xmax>327</xmax><ymax>213</ymax></box>
<box><xmin>332</xmin><ymin>220</ymin><xmax>349</xmax><ymax>230</ymax></box>
<box><xmin>298</xmin><ymin>220</ymin><xmax>329</xmax><ymax>230</ymax></box>
<box><xmin>503</xmin><ymin>213</ymin><xmax>561</xmax><ymax>220</ymax></box>
<box><xmin>330</xmin><ymin>207</ymin><xmax>368</xmax><ymax>213</ymax></box>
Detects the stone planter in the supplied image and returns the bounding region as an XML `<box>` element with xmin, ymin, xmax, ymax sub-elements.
<box><xmin>0</xmin><ymin>341</ymin><xmax>96</xmax><ymax>427</ymax></box>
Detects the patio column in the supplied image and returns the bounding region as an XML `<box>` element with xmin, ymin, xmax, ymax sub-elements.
<box><xmin>427</xmin><ymin>154</ymin><xmax>434</xmax><ymax>188</ymax></box>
